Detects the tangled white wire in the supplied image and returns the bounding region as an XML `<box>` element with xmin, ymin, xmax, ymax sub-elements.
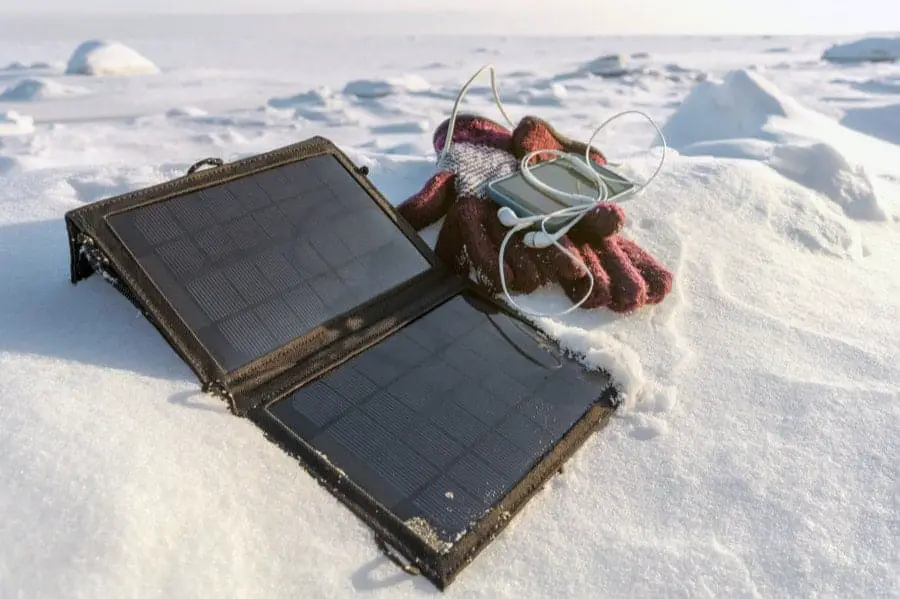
<box><xmin>440</xmin><ymin>64</ymin><xmax>668</xmax><ymax>318</ymax></box>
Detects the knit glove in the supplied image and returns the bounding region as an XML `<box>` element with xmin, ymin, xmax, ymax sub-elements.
<box><xmin>511</xmin><ymin>116</ymin><xmax>673</xmax><ymax>312</ymax></box>
<box><xmin>397</xmin><ymin>114</ymin><xmax>623</xmax><ymax>297</ymax></box>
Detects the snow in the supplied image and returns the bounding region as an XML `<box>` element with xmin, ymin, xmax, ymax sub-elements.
<box><xmin>342</xmin><ymin>75</ymin><xmax>432</xmax><ymax>99</ymax></box>
<box><xmin>842</xmin><ymin>102</ymin><xmax>900</xmax><ymax>145</ymax></box>
<box><xmin>1</xmin><ymin>16</ymin><xmax>898</xmax><ymax>599</ymax></box>
<box><xmin>578</xmin><ymin>54</ymin><xmax>631</xmax><ymax>78</ymax></box>
<box><xmin>663</xmin><ymin>68</ymin><xmax>893</xmax><ymax>221</ymax></box>
<box><xmin>0</xmin><ymin>110</ymin><xmax>35</xmax><ymax>135</ymax></box>
<box><xmin>64</xmin><ymin>40</ymin><xmax>160</xmax><ymax>76</ymax></box>
<box><xmin>3</xmin><ymin>60</ymin><xmax>58</xmax><ymax>71</ymax></box>
<box><xmin>0</xmin><ymin>77</ymin><xmax>90</xmax><ymax>101</ymax></box>
<box><xmin>165</xmin><ymin>106</ymin><xmax>209</xmax><ymax>118</ymax></box>
<box><xmin>823</xmin><ymin>36</ymin><xmax>900</xmax><ymax>63</ymax></box>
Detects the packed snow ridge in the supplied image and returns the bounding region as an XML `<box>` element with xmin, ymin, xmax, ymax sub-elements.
<box><xmin>0</xmin><ymin>77</ymin><xmax>90</xmax><ymax>101</ymax></box>
<box><xmin>663</xmin><ymin>68</ymin><xmax>889</xmax><ymax>221</ymax></box>
<box><xmin>822</xmin><ymin>36</ymin><xmax>900</xmax><ymax>63</ymax></box>
<box><xmin>65</xmin><ymin>40</ymin><xmax>160</xmax><ymax>76</ymax></box>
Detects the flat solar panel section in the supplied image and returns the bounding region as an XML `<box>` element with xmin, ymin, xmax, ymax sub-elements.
<box><xmin>105</xmin><ymin>154</ymin><xmax>431</xmax><ymax>372</ymax></box>
<box><xmin>266</xmin><ymin>295</ymin><xmax>610</xmax><ymax>547</ymax></box>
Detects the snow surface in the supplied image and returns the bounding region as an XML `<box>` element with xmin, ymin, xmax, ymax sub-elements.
<box><xmin>0</xmin><ymin>77</ymin><xmax>90</xmax><ymax>101</ymax></box>
<box><xmin>65</xmin><ymin>40</ymin><xmax>160</xmax><ymax>76</ymax></box>
<box><xmin>0</xmin><ymin>110</ymin><xmax>35</xmax><ymax>135</ymax></box>
<box><xmin>823</xmin><ymin>36</ymin><xmax>900</xmax><ymax>63</ymax></box>
<box><xmin>0</xmin><ymin>16</ymin><xmax>898</xmax><ymax>599</ymax></box>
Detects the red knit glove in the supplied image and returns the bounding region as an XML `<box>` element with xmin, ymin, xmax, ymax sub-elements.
<box><xmin>510</xmin><ymin>116</ymin><xmax>673</xmax><ymax>312</ymax></box>
<box><xmin>397</xmin><ymin>114</ymin><xmax>622</xmax><ymax>296</ymax></box>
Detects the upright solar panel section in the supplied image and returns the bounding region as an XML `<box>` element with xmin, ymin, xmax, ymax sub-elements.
<box><xmin>262</xmin><ymin>293</ymin><xmax>614</xmax><ymax>584</ymax></box>
<box><xmin>104</xmin><ymin>154</ymin><xmax>431</xmax><ymax>372</ymax></box>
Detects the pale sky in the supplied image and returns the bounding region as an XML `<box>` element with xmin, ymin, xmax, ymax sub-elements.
<box><xmin>0</xmin><ymin>0</ymin><xmax>897</xmax><ymax>35</ymax></box>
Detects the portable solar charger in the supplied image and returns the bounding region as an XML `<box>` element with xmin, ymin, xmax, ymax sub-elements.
<box><xmin>62</xmin><ymin>136</ymin><xmax>619</xmax><ymax>590</ymax></box>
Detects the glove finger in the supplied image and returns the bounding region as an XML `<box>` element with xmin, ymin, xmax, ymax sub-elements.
<box><xmin>569</xmin><ymin>203</ymin><xmax>626</xmax><ymax>244</ymax></box>
<box><xmin>433</xmin><ymin>202</ymin><xmax>470</xmax><ymax>278</ymax></box>
<box><xmin>558</xmin><ymin>242</ymin><xmax>612</xmax><ymax>310</ymax></box>
<box><xmin>541</xmin><ymin>234</ymin><xmax>588</xmax><ymax>281</ymax></box>
<box><xmin>483</xmin><ymin>209</ymin><xmax>547</xmax><ymax>294</ymax></box>
<box><xmin>397</xmin><ymin>171</ymin><xmax>455</xmax><ymax>230</ymax></box>
<box><xmin>616</xmin><ymin>236</ymin><xmax>674</xmax><ymax>305</ymax></box>
<box><xmin>511</xmin><ymin>115</ymin><xmax>608</xmax><ymax>165</ymax></box>
<box><xmin>597</xmin><ymin>237</ymin><xmax>649</xmax><ymax>313</ymax></box>
<box><xmin>456</xmin><ymin>196</ymin><xmax>514</xmax><ymax>293</ymax></box>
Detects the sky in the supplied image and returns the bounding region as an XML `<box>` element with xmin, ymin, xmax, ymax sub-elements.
<box><xmin>0</xmin><ymin>0</ymin><xmax>897</xmax><ymax>35</ymax></box>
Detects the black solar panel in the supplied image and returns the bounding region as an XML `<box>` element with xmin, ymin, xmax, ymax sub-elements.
<box><xmin>265</xmin><ymin>294</ymin><xmax>611</xmax><ymax>550</ymax></box>
<box><xmin>64</xmin><ymin>137</ymin><xmax>618</xmax><ymax>589</ymax></box>
<box><xmin>105</xmin><ymin>154</ymin><xmax>431</xmax><ymax>372</ymax></box>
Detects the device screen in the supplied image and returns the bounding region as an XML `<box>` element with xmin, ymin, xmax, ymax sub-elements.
<box><xmin>490</xmin><ymin>160</ymin><xmax>634</xmax><ymax>216</ymax></box>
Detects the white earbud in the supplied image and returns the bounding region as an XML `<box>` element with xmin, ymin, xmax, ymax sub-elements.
<box><xmin>497</xmin><ymin>206</ymin><xmax>549</xmax><ymax>228</ymax></box>
<box><xmin>523</xmin><ymin>231</ymin><xmax>554</xmax><ymax>248</ymax></box>
<box><xmin>497</xmin><ymin>206</ymin><xmax>523</xmax><ymax>227</ymax></box>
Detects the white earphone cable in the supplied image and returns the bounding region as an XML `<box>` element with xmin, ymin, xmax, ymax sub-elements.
<box><xmin>438</xmin><ymin>64</ymin><xmax>515</xmax><ymax>165</ymax></box>
<box><xmin>440</xmin><ymin>64</ymin><xmax>668</xmax><ymax>318</ymax></box>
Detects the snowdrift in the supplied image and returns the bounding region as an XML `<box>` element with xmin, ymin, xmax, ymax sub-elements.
<box><xmin>822</xmin><ymin>36</ymin><xmax>900</xmax><ymax>63</ymax></box>
<box><xmin>65</xmin><ymin>40</ymin><xmax>160</xmax><ymax>76</ymax></box>
<box><xmin>663</xmin><ymin>69</ymin><xmax>891</xmax><ymax>221</ymax></box>
<box><xmin>0</xmin><ymin>78</ymin><xmax>90</xmax><ymax>101</ymax></box>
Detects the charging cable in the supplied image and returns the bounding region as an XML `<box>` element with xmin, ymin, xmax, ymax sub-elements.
<box><xmin>440</xmin><ymin>64</ymin><xmax>668</xmax><ymax>317</ymax></box>
<box><xmin>437</xmin><ymin>64</ymin><xmax>515</xmax><ymax>166</ymax></box>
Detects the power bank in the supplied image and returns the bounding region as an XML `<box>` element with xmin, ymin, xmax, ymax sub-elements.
<box><xmin>486</xmin><ymin>158</ymin><xmax>636</xmax><ymax>232</ymax></box>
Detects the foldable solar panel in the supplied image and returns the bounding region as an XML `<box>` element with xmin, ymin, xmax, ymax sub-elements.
<box><xmin>64</xmin><ymin>136</ymin><xmax>618</xmax><ymax>589</ymax></box>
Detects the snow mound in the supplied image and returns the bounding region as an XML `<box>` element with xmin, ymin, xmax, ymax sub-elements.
<box><xmin>267</xmin><ymin>86</ymin><xmax>334</xmax><ymax>109</ymax></box>
<box><xmin>768</xmin><ymin>142</ymin><xmax>886</xmax><ymax>221</ymax></box>
<box><xmin>822</xmin><ymin>36</ymin><xmax>900</xmax><ymax>63</ymax></box>
<box><xmin>342</xmin><ymin>74</ymin><xmax>431</xmax><ymax>99</ymax></box>
<box><xmin>665</xmin><ymin>69</ymin><xmax>891</xmax><ymax>222</ymax></box>
<box><xmin>265</xmin><ymin>86</ymin><xmax>367</xmax><ymax>125</ymax></box>
<box><xmin>578</xmin><ymin>54</ymin><xmax>630</xmax><ymax>78</ymax></box>
<box><xmin>0</xmin><ymin>110</ymin><xmax>35</xmax><ymax>136</ymax></box>
<box><xmin>0</xmin><ymin>78</ymin><xmax>90</xmax><ymax>101</ymax></box>
<box><xmin>65</xmin><ymin>40</ymin><xmax>160</xmax><ymax>76</ymax></box>
<box><xmin>165</xmin><ymin>106</ymin><xmax>208</xmax><ymax>118</ymax></box>
<box><xmin>661</xmin><ymin>69</ymin><xmax>814</xmax><ymax>148</ymax></box>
